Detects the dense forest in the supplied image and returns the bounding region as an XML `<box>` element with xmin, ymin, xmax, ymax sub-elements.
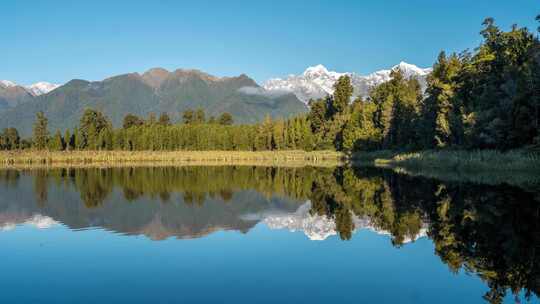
<box><xmin>1</xmin><ymin>17</ymin><xmax>538</xmax><ymax>152</ymax></box>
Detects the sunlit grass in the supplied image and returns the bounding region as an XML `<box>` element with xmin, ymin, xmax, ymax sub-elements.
<box><xmin>0</xmin><ymin>150</ymin><xmax>345</xmax><ymax>168</ymax></box>
<box><xmin>351</xmin><ymin>149</ymin><xmax>540</xmax><ymax>186</ymax></box>
<box><xmin>353</xmin><ymin>149</ymin><xmax>539</xmax><ymax>171</ymax></box>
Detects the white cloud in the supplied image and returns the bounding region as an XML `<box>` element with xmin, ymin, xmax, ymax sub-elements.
<box><xmin>238</xmin><ymin>86</ymin><xmax>290</xmax><ymax>98</ymax></box>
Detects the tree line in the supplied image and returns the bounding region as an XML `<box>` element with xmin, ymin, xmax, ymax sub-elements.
<box><xmin>1</xmin><ymin>16</ymin><xmax>538</xmax><ymax>152</ymax></box>
<box><xmin>16</xmin><ymin>106</ymin><xmax>314</xmax><ymax>152</ymax></box>
<box><xmin>314</xmin><ymin>16</ymin><xmax>540</xmax><ymax>151</ymax></box>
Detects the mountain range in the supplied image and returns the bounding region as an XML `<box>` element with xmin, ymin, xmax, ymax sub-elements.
<box><xmin>0</xmin><ymin>80</ymin><xmax>60</xmax><ymax>108</ymax></box>
<box><xmin>0</xmin><ymin>69</ymin><xmax>306</xmax><ymax>136</ymax></box>
<box><xmin>264</xmin><ymin>62</ymin><xmax>432</xmax><ymax>104</ymax></box>
<box><xmin>261</xmin><ymin>201</ymin><xmax>427</xmax><ymax>241</ymax></box>
<box><xmin>0</xmin><ymin>62</ymin><xmax>431</xmax><ymax>136</ymax></box>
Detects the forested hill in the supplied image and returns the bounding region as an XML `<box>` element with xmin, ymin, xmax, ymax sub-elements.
<box><xmin>0</xmin><ymin>68</ymin><xmax>307</xmax><ymax>136</ymax></box>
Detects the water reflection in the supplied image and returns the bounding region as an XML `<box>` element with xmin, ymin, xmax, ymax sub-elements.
<box><xmin>0</xmin><ymin>166</ymin><xmax>538</xmax><ymax>303</ymax></box>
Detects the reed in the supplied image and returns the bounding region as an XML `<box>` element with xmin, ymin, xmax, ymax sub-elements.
<box><xmin>351</xmin><ymin>149</ymin><xmax>540</xmax><ymax>186</ymax></box>
<box><xmin>0</xmin><ymin>150</ymin><xmax>345</xmax><ymax>168</ymax></box>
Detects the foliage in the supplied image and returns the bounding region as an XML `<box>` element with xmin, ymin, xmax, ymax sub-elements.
<box><xmin>32</xmin><ymin>111</ymin><xmax>49</xmax><ymax>150</ymax></box>
<box><xmin>1</xmin><ymin>16</ymin><xmax>539</xmax><ymax>155</ymax></box>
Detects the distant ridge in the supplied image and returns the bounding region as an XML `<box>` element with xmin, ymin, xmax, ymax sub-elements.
<box><xmin>0</xmin><ymin>68</ymin><xmax>307</xmax><ymax>136</ymax></box>
<box><xmin>263</xmin><ymin>62</ymin><xmax>432</xmax><ymax>104</ymax></box>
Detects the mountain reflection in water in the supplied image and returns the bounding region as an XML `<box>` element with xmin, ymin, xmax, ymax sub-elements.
<box><xmin>0</xmin><ymin>166</ymin><xmax>538</xmax><ymax>303</ymax></box>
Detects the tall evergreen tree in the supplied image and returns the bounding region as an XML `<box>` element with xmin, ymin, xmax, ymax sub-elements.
<box><xmin>1</xmin><ymin>128</ymin><xmax>20</xmax><ymax>150</ymax></box>
<box><xmin>32</xmin><ymin>111</ymin><xmax>49</xmax><ymax>150</ymax></box>
<box><xmin>307</xmin><ymin>98</ymin><xmax>329</xmax><ymax>133</ymax></box>
<box><xmin>331</xmin><ymin>75</ymin><xmax>353</xmax><ymax>115</ymax></box>
<box><xmin>64</xmin><ymin>129</ymin><xmax>73</xmax><ymax>151</ymax></box>
<box><xmin>79</xmin><ymin>109</ymin><xmax>111</xmax><ymax>150</ymax></box>
<box><xmin>49</xmin><ymin>130</ymin><xmax>64</xmax><ymax>151</ymax></box>
<box><xmin>342</xmin><ymin>99</ymin><xmax>380</xmax><ymax>151</ymax></box>
<box><xmin>255</xmin><ymin>115</ymin><xmax>273</xmax><ymax>150</ymax></box>
<box><xmin>420</xmin><ymin>52</ymin><xmax>463</xmax><ymax>148</ymax></box>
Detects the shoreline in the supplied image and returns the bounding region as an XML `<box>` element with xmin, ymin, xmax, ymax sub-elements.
<box><xmin>1</xmin><ymin>149</ymin><xmax>538</xmax><ymax>173</ymax></box>
<box><xmin>0</xmin><ymin>150</ymin><xmax>345</xmax><ymax>169</ymax></box>
<box><xmin>350</xmin><ymin>149</ymin><xmax>540</xmax><ymax>186</ymax></box>
<box><xmin>350</xmin><ymin>149</ymin><xmax>540</xmax><ymax>172</ymax></box>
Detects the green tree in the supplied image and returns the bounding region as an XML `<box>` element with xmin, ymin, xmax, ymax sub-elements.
<box><xmin>64</xmin><ymin>129</ymin><xmax>73</xmax><ymax>151</ymax></box>
<box><xmin>218</xmin><ymin>112</ymin><xmax>234</xmax><ymax>125</ymax></box>
<box><xmin>49</xmin><ymin>130</ymin><xmax>64</xmax><ymax>151</ymax></box>
<box><xmin>73</xmin><ymin>127</ymin><xmax>83</xmax><ymax>150</ymax></box>
<box><xmin>123</xmin><ymin>114</ymin><xmax>144</xmax><ymax>129</ymax></box>
<box><xmin>272</xmin><ymin>119</ymin><xmax>285</xmax><ymax>149</ymax></box>
<box><xmin>182</xmin><ymin>109</ymin><xmax>194</xmax><ymax>124</ymax></box>
<box><xmin>456</xmin><ymin>18</ymin><xmax>539</xmax><ymax>148</ymax></box>
<box><xmin>371</xmin><ymin>69</ymin><xmax>422</xmax><ymax>149</ymax></box>
<box><xmin>158</xmin><ymin>112</ymin><xmax>171</xmax><ymax>126</ymax></box>
<box><xmin>98</xmin><ymin>128</ymin><xmax>113</xmax><ymax>150</ymax></box>
<box><xmin>420</xmin><ymin>51</ymin><xmax>463</xmax><ymax>148</ymax></box>
<box><xmin>32</xmin><ymin>111</ymin><xmax>49</xmax><ymax>150</ymax></box>
<box><xmin>255</xmin><ymin>115</ymin><xmax>273</xmax><ymax>150</ymax></box>
<box><xmin>331</xmin><ymin>75</ymin><xmax>353</xmax><ymax>115</ymax></box>
<box><xmin>194</xmin><ymin>109</ymin><xmax>206</xmax><ymax>124</ymax></box>
<box><xmin>342</xmin><ymin>99</ymin><xmax>380</xmax><ymax>151</ymax></box>
<box><xmin>0</xmin><ymin>128</ymin><xmax>20</xmax><ymax>150</ymax></box>
<box><xmin>307</xmin><ymin>98</ymin><xmax>329</xmax><ymax>133</ymax></box>
<box><xmin>79</xmin><ymin>109</ymin><xmax>111</xmax><ymax>150</ymax></box>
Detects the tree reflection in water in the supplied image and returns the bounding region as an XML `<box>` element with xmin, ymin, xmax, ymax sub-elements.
<box><xmin>0</xmin><ymin>165</ymin><xmax>538</xmax><ymax>303</ymax></box>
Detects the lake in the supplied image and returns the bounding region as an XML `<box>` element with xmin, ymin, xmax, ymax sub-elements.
<box><xmin>0</xmin><ymin>166</ymin><xmax>538</xmax><ymax>304</ymax></box>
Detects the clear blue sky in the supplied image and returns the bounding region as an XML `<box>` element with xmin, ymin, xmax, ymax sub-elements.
<box><xmin>1</xmin><ymin>0</ymin><xmax>538</xmax><ymax>85</ymax></box>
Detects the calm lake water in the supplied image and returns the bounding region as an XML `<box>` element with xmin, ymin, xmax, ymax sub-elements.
<box><xmin>0</xmin><ymin>166</ymin><xmax>538</xmax><ymax>304</ymax></box>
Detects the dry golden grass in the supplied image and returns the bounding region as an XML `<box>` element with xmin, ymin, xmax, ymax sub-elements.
<box><xmin>0</xmin><ymin>150</ymin><xmax>345</xmax><ymax>169</ymax></box>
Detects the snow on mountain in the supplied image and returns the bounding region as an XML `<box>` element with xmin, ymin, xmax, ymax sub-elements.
<box><xmin>263</xmin><ymin>62</ymin><xmax>432</xmax><ymax>104</ymax></box>
<box><xmin>0</xmin><ymin>80</ymin><xmax>61</xmax><ymax>96</ymax></box>
<box><xmin>0</xmin><ymin>214</ymin><xmax>58</xmax><ymax>231</ymax></box>
<box><xmin>24</xmin><ymin>82</ymin><xmax>61</xmax><ymax>96</ymax></box>
<box><xmin>263</xmin><ymin>202</ymin><xmax>338</xmax><ymax>240</ymax></box>
<box><xmin>0</xmin><ymin>80</ymin><xmax>17</xmax><ymax>88</ymax></box>
<box><xmin>262</xmin><ymin>201</ymin><xmax>428</xmax><ymax>242</ymax></box>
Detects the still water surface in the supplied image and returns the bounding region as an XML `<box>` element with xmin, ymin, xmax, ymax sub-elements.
<box><xmin>0</xmin><ymin>166</ymin><xmax>538</xmax><ymax>303</ymax></box>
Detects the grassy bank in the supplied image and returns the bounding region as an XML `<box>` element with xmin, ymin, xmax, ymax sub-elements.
<box><xmin>351</xmin><ymin>149</ymin><xmax>540</xmax><ymax>186</ymax></box>
<box><xmin>0</xmin><ymin>150</ymin><xmax>345</xmax><ymax>168</ymax></box>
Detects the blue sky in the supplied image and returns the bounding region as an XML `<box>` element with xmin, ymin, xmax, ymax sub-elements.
<box><xmin>1</xmin><ymin>0</ymin><xmax>538</xmax><ymax>85</ymax></box>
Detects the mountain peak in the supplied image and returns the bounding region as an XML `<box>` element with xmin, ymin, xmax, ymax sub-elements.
<box><xmin>1</xmin><ymin>80</ymin><xmax>60</xmax><ymax>96</ymax></box>
<box><xmin>263</xmin><ymin>62</ymin><xmax>432</xmax><ymax>104</ymax></box>
<box><xmin>304</xmin><ymin>64</ymin><xmax>329</xmax><ymax>75</ymax></box>
<box><xmin>25</xmin><ymin>82</ymin><xmax>61</xmax><ymax>96</ymax></box>
<box><xmin>145</xmin><ymin>67</ymin><xmax>170</xmax><ymax>74</ymax></box>
<box><xmin>0</xmin><ymin>80</ymin><xmax>17</xmax><ymax>88</ymax></box>
<box><xmin>392</xmin><ymin>61</ymin><xmax>431</xmax><ymax>76</ymax></box>
<box><xmin>142</xmin><ymin>67</ymin><xmax>171</xmax><ymax>88</ymax></box>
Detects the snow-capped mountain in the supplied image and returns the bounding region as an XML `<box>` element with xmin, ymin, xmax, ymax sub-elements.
<box><xmin>262</xmin><ymin>201</ymin><xmax>428</xmax><ymax>242</ymax></box>
<box><xmin>0</xmin><ymin>214</ymin><xmax>58</xmax><ymax>231</ymax></box>
<box><xmin>0</xmin><ymin>80</ymin><xmax>17</xmax><ymax>88</ymax></box>
<box><xmin>0</xmin><ymin>80</ymin><xmax>61</xmax><ymax>96</ymax></box>
<box><xmin>25</xmin><ymin>82</ymin><xmax>61</xmax><ymax>96</ymax></box>
<box><xmin>263</xmin><ymin>62</ymin><xmax>432</xmax><ymax>104</ymax></box>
